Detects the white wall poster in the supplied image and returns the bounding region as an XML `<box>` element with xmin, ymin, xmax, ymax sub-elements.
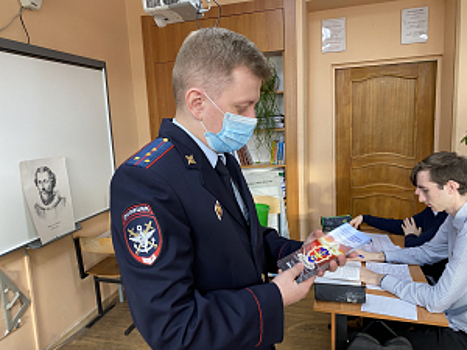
<box><xmin>20</xmin><ymin>157</ymin><xmax>75</xmax><ymax>244</ymax></box>
<box><xmin>401</xmin><ymin>6</ymin><xmax>428</xmax><ymax>44</ymax></box>
<box><xmin>322</xmin><ymin>17</ymin><xmax>346</xmax><ymax>53</ymax></box>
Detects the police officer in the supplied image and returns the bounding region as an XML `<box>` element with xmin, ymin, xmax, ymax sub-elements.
<box><xmin>111</xmin><ymin>27</ymin><xmax>348</xmax><ymax>350</ymax></box>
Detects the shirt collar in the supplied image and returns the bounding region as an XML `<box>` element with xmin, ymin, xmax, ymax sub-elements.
<box><xmin>172</xmin><ymin>118</ymin><xmax>218</xmax><ymax>168</ymax></box>
<box><xmin>453</xmin><ymin>201</ymin><xmax>467</xmax><ymax>231</ymax></box>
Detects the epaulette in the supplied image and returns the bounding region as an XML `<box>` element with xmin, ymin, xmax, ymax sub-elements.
<box><xmin>126</xmin><ymin>138</ymin><xmax>174</xmax><ymax>169</ymax></box>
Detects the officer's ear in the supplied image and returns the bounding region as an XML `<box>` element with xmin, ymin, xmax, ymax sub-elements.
<box><xmin>185</xmin><ymin>88</ymin><xmax>205</xmax><ymax>120</ymax></box>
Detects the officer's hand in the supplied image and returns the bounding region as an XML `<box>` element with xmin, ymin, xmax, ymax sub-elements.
<box><xmin>272</xmin><ymin>263</ymin><xmax>314</xmax><ymax>307</ymax></box>
<box><xmin>302</xmin><ymin>230</ymin><xmax>355</xmax><ymax>273</ymax></box>
<box><xmin>302</xmin><ymin>229</ymin><xmax>323</xmax><ymax>247</ymax></box>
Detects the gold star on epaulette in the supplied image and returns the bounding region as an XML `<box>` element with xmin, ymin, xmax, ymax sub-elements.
<box><xmin>185</xmin><ymin>154</ymin><xmax>196</xmax><ymax>165</ymax></box>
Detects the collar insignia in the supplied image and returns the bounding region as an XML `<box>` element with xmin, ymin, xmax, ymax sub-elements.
<box><xmin>185</xmin><ymin>154</ymin><xmax>196</xmax><ymax>165</ymax></box>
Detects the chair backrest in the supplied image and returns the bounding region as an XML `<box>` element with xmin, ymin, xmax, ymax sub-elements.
<box><xmin>79</xmin><ymin>236</ymin><xmax>114</xmax><ymax>255</ymax></box>
<box><xmin>73</xmin><ymin>233</ymin><xmax>120</xmax><ymax>279</ymax></box>
<box><xmin>253</xmin><ymin>195</ymin><xmax>281</xmax><ymax>214</ymax></box>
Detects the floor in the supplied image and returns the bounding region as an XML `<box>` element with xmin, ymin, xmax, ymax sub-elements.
<box><xmin>58</xmin><ymin>289</ymin><xmax>332</xmax><ymax>350</ymax></box>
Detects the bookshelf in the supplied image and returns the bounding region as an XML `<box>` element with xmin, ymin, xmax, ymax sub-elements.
<box><xmin>241</xmin><ymin>53</ymin><xmax>285</xmax><ymax>167</ymax></box>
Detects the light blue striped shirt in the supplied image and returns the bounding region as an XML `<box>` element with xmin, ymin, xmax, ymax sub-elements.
<box><xmin>382</xmin><ymin>201</ymin><xmax>467</xmax><ymax>333</ymax></box>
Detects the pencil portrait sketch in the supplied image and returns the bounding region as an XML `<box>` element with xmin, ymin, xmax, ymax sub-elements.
<box><xmin>20</xmin><ymin>157</ymin><xmax>75</xmax><ymax>244</ymax></box>
<box><xmin>34</xmin><ymin>166</ymin><xmax>67</xmax><ymax>220</ymax></box>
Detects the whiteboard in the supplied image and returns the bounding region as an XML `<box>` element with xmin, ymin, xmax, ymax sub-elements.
<box><xmin>0</xmin><ymin>38</ymin><xmax>115</xmax><ymax>256</ymax></box>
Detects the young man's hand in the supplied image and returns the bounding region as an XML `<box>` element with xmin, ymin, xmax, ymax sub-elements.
<box><xmin>349</xmin><ymin>249</ymin><xmax>385</xmax><ymax>262</ymax></box>
<box><xmin>349</xmin><ymin>215</ymin><xmax>363</xmax><ymax>229</ymax></box>
<box><xmin>402</xmin><ymin>217</ymin><xmax>422</xmax><ymax>236</ymax></box>
<box><xmin>360</xmin><ymin>266</ymin><xmax>385</xmax><ymax>286</ymax></box>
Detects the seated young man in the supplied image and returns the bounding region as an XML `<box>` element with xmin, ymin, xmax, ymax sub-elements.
<box><xmin>355</xmin><ymin>152</ymin><xmax>467</xmax><ymax>350</ymax></box>
<box><xmin>350</xmin><ymin>204</ymin><xmax>448</xmax><ymax>283</ymax></box>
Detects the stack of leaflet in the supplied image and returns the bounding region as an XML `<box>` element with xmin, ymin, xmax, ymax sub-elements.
<box><xmin>314</xmin><ymin>261</ymin><xmax>366</xmax><ymax>303</ymax></box>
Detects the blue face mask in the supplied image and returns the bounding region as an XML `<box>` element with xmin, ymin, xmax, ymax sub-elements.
<box><xmin>202</xmin><ymin>94</ymin><xmax>257</xmax><ymax>153</ymax></box>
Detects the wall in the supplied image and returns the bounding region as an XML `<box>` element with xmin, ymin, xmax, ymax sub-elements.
<box><xmin>454</xmin><ymin>0</ymin><xmax>467</xmax><ymax>157</ymax></box>
<box><xmin>0</xmin><ymin>0</ymin><xmax>463</xmax><ymax>347</ymax></box>
<box><xmin>304</xmin><ymin>0</ymin><xmax>454</xmax><ymax>233</ymax></box>
<box><xmin>122</xmin><ymin>0</ymin><xmax>252</xmax><ymax>147</ymax></box>
<box><xmin>0</xmin><ymin>0</ymin><xmax>138</xmax><ymax>348</ymax></box>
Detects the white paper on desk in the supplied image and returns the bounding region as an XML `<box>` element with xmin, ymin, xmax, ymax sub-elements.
<box><xmin>315</xmin><ymin>261</ymin><xmax>362</xmax><ymax>286</ymax></box>
<box><xmin>362</xmin><ymin>233</ymin><xmax>400</xmax><ymax>252</ymax></box>
<box><xmin>362</xmin><ymin>294</ymin><xmax>418</xmax><ymax>321</ymax></box>
<box><xmin>365</xmin><ymin>262</ymin><xmax>413</xmax><ymax>291</ymax></box>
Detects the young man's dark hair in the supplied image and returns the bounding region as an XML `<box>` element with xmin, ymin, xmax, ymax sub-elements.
<box><xmin>410</xmin><ymin>151</ymin><xmax>467</xmax><ymax>194</ymax></box>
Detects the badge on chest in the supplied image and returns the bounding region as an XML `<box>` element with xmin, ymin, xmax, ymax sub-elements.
<box><xmin>214</xmin><ymin>200</ymin><xmax>223</xmax><ymax>220</ymax></box>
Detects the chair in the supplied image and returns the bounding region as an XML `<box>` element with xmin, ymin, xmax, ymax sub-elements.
<box><xmin>253</xmin><ymin>195</ymin><xmax>282</xmax><ymax>235</ymax></box>
<box><xmin>73</xmin><ymin>234</ymin><xmax>135</xmax><ymax>334</ymax></box>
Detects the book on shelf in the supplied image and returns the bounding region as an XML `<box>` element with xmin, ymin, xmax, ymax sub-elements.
<box><xmin>269</xmin><ymin>136</ymin><xmax>285</xmax><ymax>165</ymax></box>
<box><xmin>236</xmin><ymin>145</ymin><xmax>253</xmax><ymax>166</ymax></box>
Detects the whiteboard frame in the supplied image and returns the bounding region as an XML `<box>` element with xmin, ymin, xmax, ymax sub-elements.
<box><xmin>0</xmin><ymin>38</ymin><xmax>115</xmax><ymax>256</ymax></box>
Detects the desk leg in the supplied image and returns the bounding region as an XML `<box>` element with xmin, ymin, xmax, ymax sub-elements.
<box><xmin>335</xmin><ymin>314</ymin><xmax>347</xmax><ymax>350</ymax></box>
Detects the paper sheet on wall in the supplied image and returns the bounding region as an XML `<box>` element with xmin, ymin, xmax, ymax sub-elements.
<box><xmin>401</xmin><ymin>6</ymin><xmax>428</xmax><ymax>44</ymax></box>
<box><xmin>362</xmin><ymin>294</ymin><xmax>418</xmax><ymax>321</ymax></box>
<box><xmin>322</xmin><ymin>17</ymin><xmax>346</xmax><ymax>53</ymax></box>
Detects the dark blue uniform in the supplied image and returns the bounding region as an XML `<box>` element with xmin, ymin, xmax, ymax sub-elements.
<box><xmin>362</xmin><ymin>208</ymin><xmax>448</xmax><ymax>247</ymax></box>
<box><xmin>111</xmin><ymin>119</ymin><xmax>302</xmax><ymax>349</ymax></box>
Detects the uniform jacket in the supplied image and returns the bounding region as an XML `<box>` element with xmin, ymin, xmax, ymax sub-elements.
<box><xmin>111</xmin><ymin>119</ymin><xmax>302</xmax><ymax>350</ymax></box>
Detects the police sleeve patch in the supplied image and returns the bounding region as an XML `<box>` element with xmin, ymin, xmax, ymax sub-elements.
<box><xmin>122</xmin><ymin>204</ymin><xmax>162</xmax><ymax>266</ymax></box>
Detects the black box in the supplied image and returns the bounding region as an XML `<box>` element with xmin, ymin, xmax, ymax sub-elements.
<box><xmin>321</xmin><ymin>215</ymin><xmax>353</xmax><ymax>232</ymax></box>
<box><xmin>315</xmin><ymin>283</ymin><xmax>366</xmax><ymax>303</ymax></box>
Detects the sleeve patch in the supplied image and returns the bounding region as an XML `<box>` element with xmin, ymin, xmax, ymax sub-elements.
<box><xmin>126</xmin><ymin>138</ymin><xmax>174</xmax><ymax>169</ymax></box>
<box><xmin>122</xmin><ymin>204</ymin><xmax>162</xmax><ymax>266</ymax></box>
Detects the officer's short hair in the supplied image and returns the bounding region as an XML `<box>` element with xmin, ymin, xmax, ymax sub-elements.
<box><xmin>410</xmin><ymin>152</ymin><xmax>467</xmax><ymax>194</ymax></box>
<box><xmin>172</xmin><ymin>27</ymin><xmax>271</xmax><ymax>108</ymax></box>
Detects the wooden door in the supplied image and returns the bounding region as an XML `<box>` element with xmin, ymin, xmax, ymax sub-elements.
<box><xmin>336</xmin><ymin>62</ymin><xmax>437</xmax><ymax>220</ymax></box>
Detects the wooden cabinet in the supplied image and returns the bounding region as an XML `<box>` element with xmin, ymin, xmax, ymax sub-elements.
<box><xmin>141</xmin><ymin>0</ymin><xmax>299</xmax><ymax>239</ymax></box>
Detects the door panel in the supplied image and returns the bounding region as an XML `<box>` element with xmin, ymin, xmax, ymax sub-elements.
<box><xmin>336</xmin><ymin>61</ymin><xmax>437</xmax><ymax>220</ymax></box>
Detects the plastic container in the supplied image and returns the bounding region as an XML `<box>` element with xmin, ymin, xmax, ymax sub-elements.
<box><xmin>255</xmin><ymin>203</ymin><xmax>270</xmax><ymax>227</ymax></box>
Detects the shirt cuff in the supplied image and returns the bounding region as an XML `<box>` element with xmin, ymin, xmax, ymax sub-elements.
<box><xmin>380</xmin><ymin>274</ymin><xmax>398</xmax><ymax>292</ymax></box>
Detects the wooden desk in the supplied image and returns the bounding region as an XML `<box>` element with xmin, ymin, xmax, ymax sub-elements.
<box><xmin>313</xmin><ymin>233</ymin><xmax>449</xmax><ymax>350</ymax></box>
